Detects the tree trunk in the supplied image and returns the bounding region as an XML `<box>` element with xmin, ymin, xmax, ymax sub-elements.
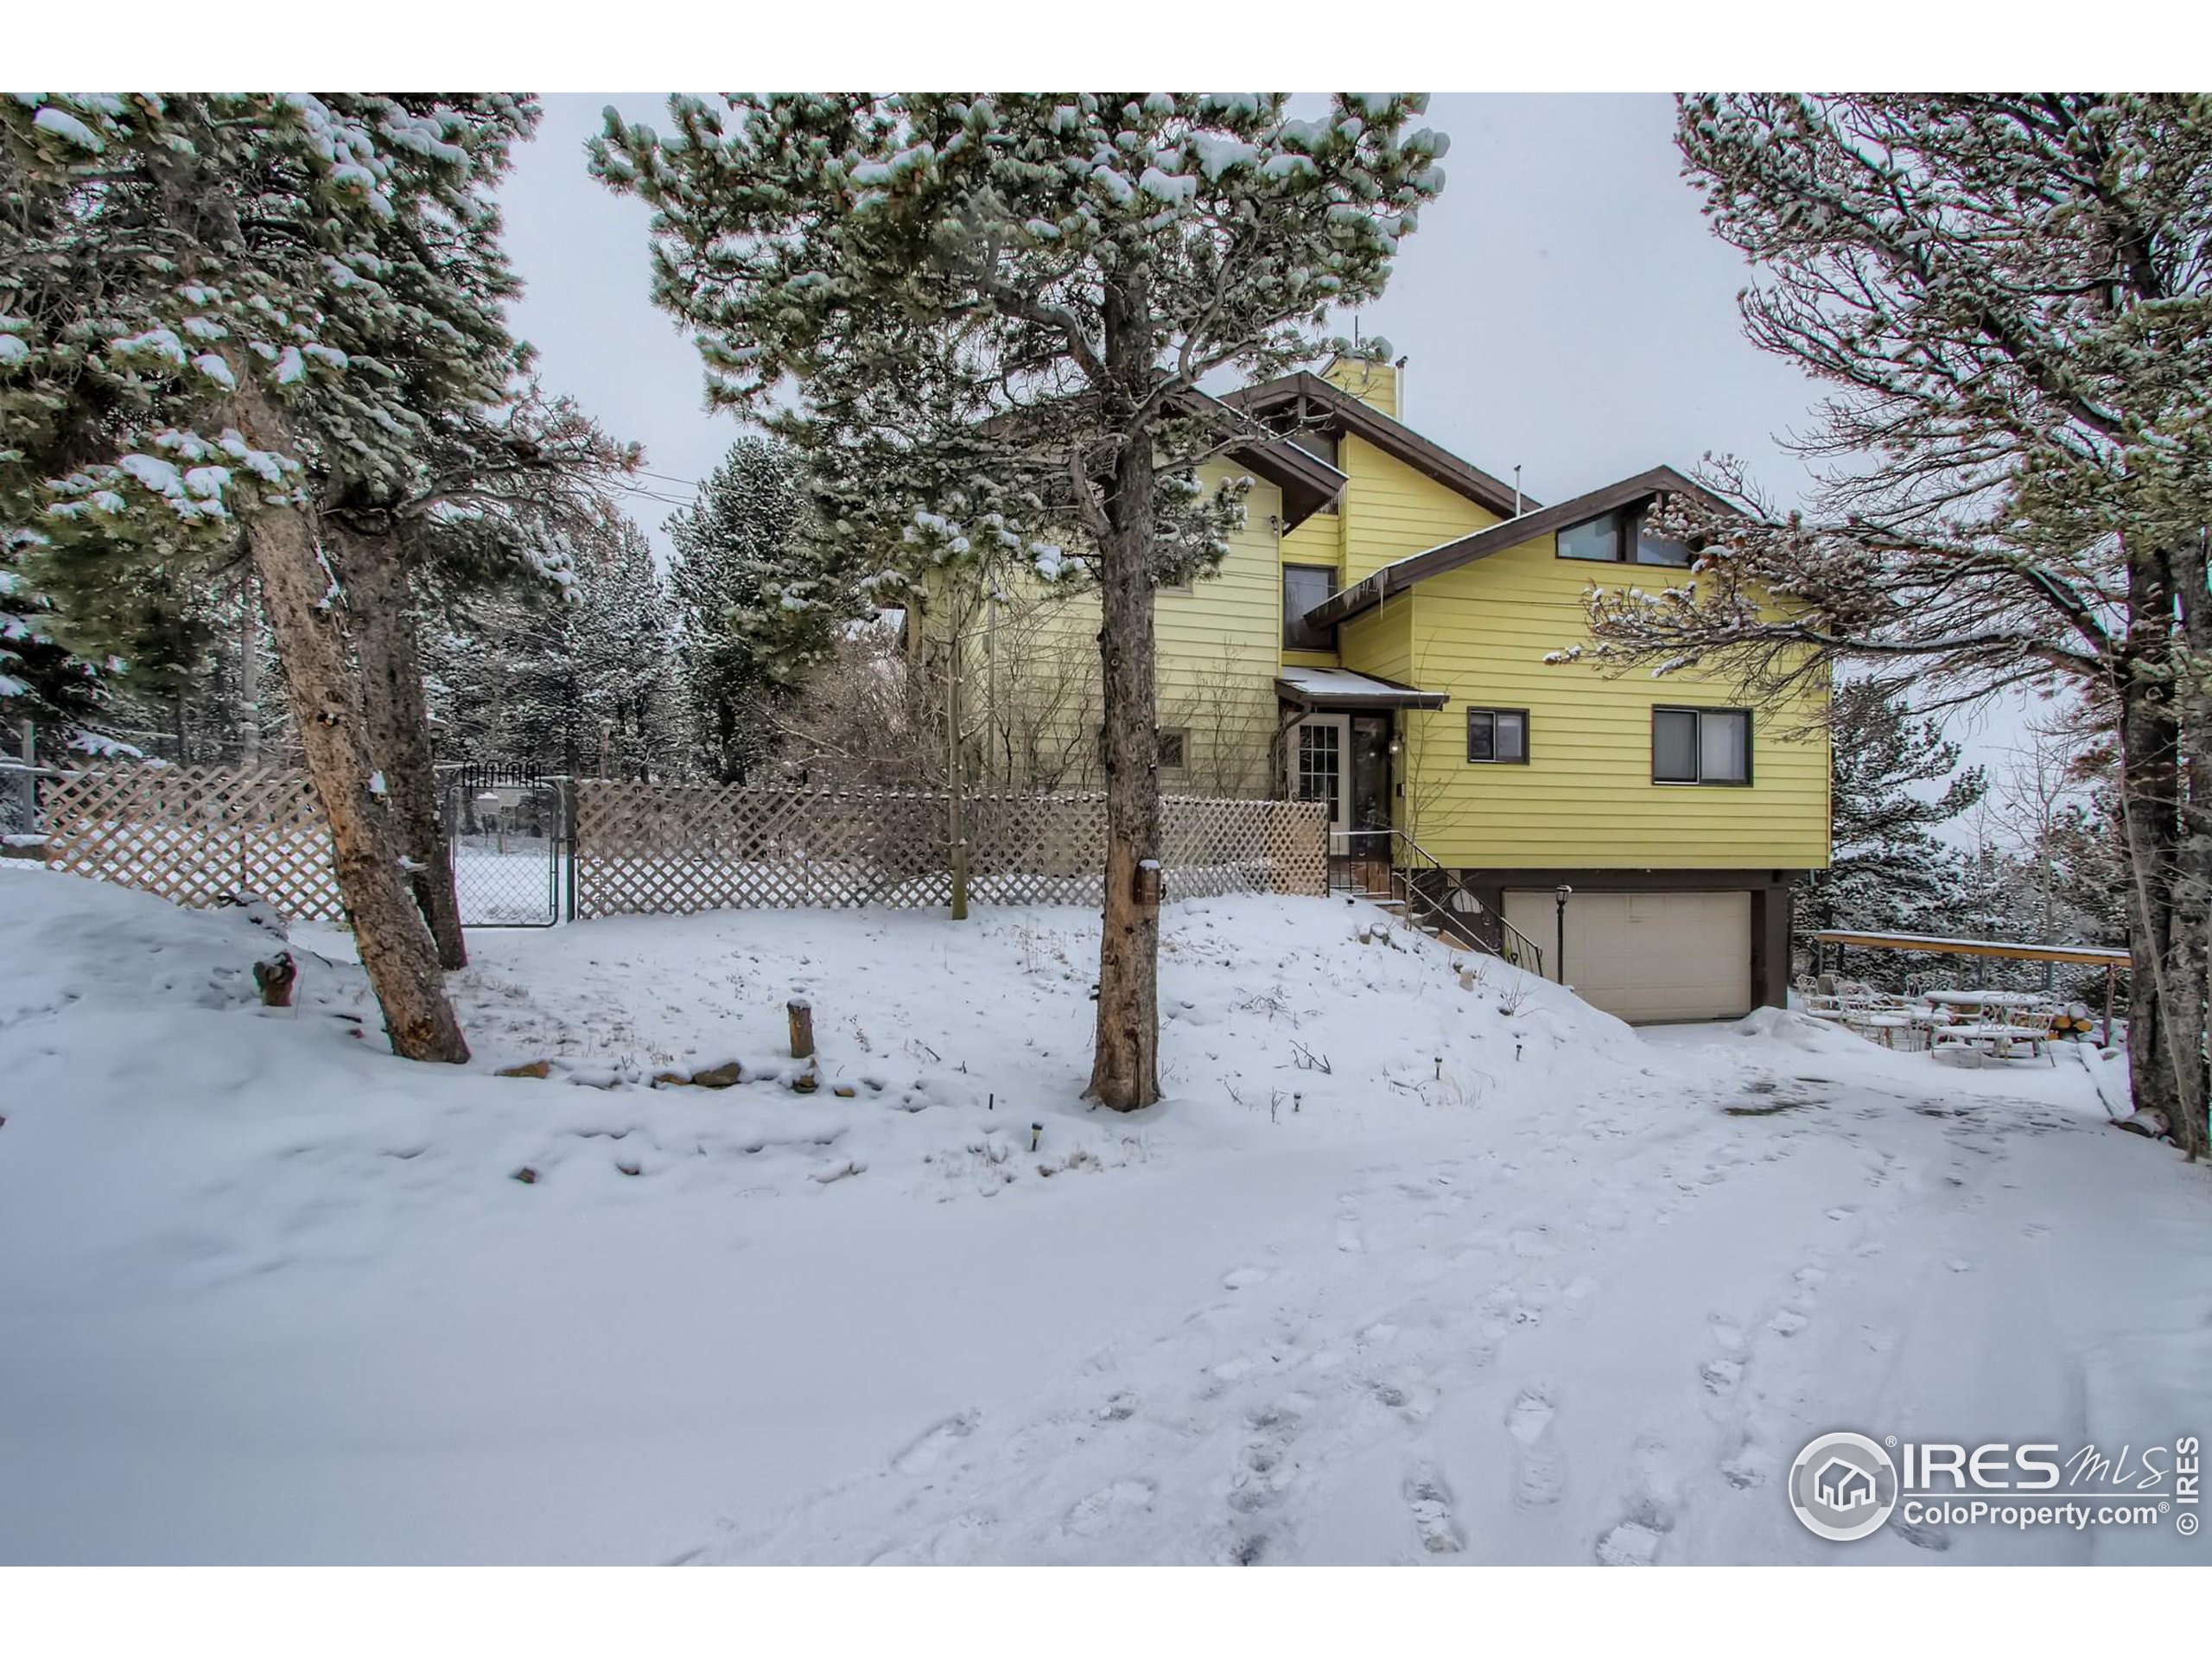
<box><xmin>325</xmin><ymin>518</ymin><xmax>467</xmax><ymax>969</ymax></box>
<box><xmin>225</xmin><ymin>367</ymin><xmax>469</xmax><ymax>1063</ymax></box>
<box><xmin>2164</xmin><ymin>531</ymin><xmax>2212</xmax><ymax>1160</ymax></box>
<box><xmin>2118</xmin><ymin>531</ymin><xmax>2183</xmax><ymax>1132</ymax></box>
<box><xmin>1086</xmin><ymin>274</ymin><xmax>1162</xmax><ymax>1112</ymax></box>
<box><xmin>237</xmin><ymin>569</ymin><xmax>264</xmax><ymax>767</ymax></box>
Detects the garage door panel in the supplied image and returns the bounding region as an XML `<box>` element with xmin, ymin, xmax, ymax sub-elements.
<box><xmin>1502</xmin><ymin>889</ymin><xmax>1751</xmax><ymax>1024</ymax></box>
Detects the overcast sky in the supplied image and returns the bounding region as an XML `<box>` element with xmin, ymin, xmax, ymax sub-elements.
<box><xmin>495</xmin><ymin>92</ymin><xmax>2037</xmax><ymax>767</ymax></box>
<box><xmin>500</xmin><ymin>93</ymin><xmax>1827</xmax><ymax>541</ymax></box>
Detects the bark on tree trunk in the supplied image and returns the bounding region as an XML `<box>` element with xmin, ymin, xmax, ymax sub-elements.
<box><xmin>2118</xmin><ymin>531</ymin><xmax>2183</xmax><ymax>1133</ymax></box>
<box><xmin>1086</xmin><ymin>275</ymin><xmax>1162</xmax><ymax>1112</ymax></box>
<box><xmin>237</xmin><ymin>569</ymin><xmax>263</xmax><ymax>767</ymax></box>
<box><xmin>325</xmin><ymin>518</ymin><xmax>468</xmax><ymax>970</ymax></box>
<box><xmin>2164</xmin><ymin>531</ymin><xmax>2212</xmax><ymax>1160</ymax></box>
<box><xmin>225</xmin><ymin>368</ymin><xmax>469</xmax><ymax>1063</ymax></box>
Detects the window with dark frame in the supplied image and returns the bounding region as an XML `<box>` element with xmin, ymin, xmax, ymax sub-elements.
<box><xmin>1465</xmin><ymin>708</ymin><xmax>1529</xmax><ymax>765</ymax></box>
<box><xmin>1558</xmin><ymin>510</ymin><xmax>1625</xmax><ymax>563</ymax></box>
<box><xmin>1652</xmin><ymin>706</ymin><xmax>1751</xmax><ymax>785</ymax></box>
<box><xmin>1556</xmin><ymin>504</ymin><xmax>1698</xmax><ymax>568</ymax></box>
<box><xmin>1158</xmin><ymin>728</ymin><xmax>1187</xmax><ymax>772</ymax></box>
<box><xmin>1281</xmin><ymin>563</ymin><xmax>1338</xmax><ymax>651</ymax></box>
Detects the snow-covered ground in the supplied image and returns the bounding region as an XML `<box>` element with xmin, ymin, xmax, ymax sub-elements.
<box><xmin>1</xmin><ymin>864</ymin><xmax>2206</xmax><ymax>1566</ymax></box>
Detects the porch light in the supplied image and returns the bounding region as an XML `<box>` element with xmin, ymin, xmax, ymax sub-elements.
<box><xmin>1388</xmin><ymin>734</ymin><xmax>1402</xmax><ymax>758</ymax></box>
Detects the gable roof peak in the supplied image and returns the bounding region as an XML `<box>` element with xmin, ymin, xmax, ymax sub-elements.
<box><xmin>1224</xmin><ymin>369</ymin><xmax>1529</xmax><ymax>522</ymax></box>
<box><xmin>1305</xmin><ymin>463</ymin><xmax>1738</xmax><ymax>629</ymax></box>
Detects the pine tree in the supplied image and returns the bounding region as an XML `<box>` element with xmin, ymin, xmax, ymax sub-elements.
<box><xmin>664</xmin><ymin>437</ymin><xmax>835</xmax><ymax>783</ymax></box>
<box><xmin>594</xmin><ymin>93</ymin><xmax>1447</xmax><ymax>1109</ymax></box>
<box><xmin>427</xmin><ymin>505</ymin><xmax>684</xmax><ymax>780</ymax></box>
<box><xmin>0</xmin><ymin>94</ymin><xmax>544</xmax><ymax>1063</ymax></box>
<box><xmin>1580</xmin><ymin>96</ymin><xmax>2212</xmax><ymax>1154</ymax></box>
<box><xmin>574</xmin><ymin>514</ymin><xmax>688</xmax><ymax>780</ymax></box>
<box><xmin>1801</xmin><ymin>679</ymin><xmax>1986</xmax><ymax>956</ymax></box>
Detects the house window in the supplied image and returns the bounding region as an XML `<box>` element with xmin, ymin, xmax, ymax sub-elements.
<box><xmin>1634</xmin><ymin>520</ymin><xmax>1694</xmax><ymax>568</ymax></box>
<box><xmin>1282</xmin><ymin>563</ymin><xmax>1338</xmax><ymax>651</ymax></box>
<box><xmin>1558</xmin><ymin>510</ymin><xmax>1625</xmax><ymax>563</ymax></box>
<box><xmin>1158</xmin><ymin>728</ymin><xmax>1187</xmax><ymax>772</ymax></box>
<box><xmin>1287</xmin><ymin>429</ymin><xmax>1338</xmax><ymax>470</ymax></box>
<box><xmin>1653</xmin><ymin>706</ymin><xmax>1751</xmax><ymax>785</ymax></box>
<box><xmin>1557</xmin><ymin>505</ymin><xmax>1698</xmax><ymax>567</ymax></box>
<box><xmin>1465</xmin><ymin>708</ymin><xmax>1529</xmax><ymax>765</ymax></box>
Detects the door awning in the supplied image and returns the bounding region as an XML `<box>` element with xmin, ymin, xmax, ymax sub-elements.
<box><xmin>1276</xmin><ymin>668</ymin><xmax>1449</xmax><ymax>711</ymax></box>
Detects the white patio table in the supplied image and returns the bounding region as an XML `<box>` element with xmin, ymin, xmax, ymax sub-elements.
<box><xmin>1922</xmin><ymin>989</ymin><xmax>2050</xmax><ymax>1014</ymax></box>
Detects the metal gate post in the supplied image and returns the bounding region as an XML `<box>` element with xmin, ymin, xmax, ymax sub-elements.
<box><xmin>563</xmin><ymin>777</ymin><xmax>578</xmax><ymax>923</ymax></box>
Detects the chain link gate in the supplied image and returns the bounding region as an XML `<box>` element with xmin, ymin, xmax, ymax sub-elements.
<box><xmin>442</xmin><ymin>763</ymin><xmax>566</xmax><ymax>927</ymax></box>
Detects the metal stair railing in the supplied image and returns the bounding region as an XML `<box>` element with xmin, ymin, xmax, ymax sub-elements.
<box><xmin>1333</xmin><ymin>828</ymin><xmax>1546</xmax><ymax>980</ymax></box>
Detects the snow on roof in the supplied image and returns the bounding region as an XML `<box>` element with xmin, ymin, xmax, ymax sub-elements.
<box><xmin>1811</xmin><ymin>928</ymin><xmax>2129</xmax><ymax>964</ymax></box>
<box><xmin>1275</xmin><ymin>667</ymin><xmax>1447</xmax><ymax>708</ymax></box>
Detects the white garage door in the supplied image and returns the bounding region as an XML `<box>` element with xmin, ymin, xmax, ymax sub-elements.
<box><xmin>1503</xmin><ymin>889</ymin><xmax>1752</xmax><ymax>1024</ymax></box>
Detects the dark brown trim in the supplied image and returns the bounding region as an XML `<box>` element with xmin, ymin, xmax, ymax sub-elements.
<box><xmin>1163</xmin><ymin>385</ymin><xmax>1349</xmax><ymax>531</ymax></box>
<box><xmin>1307</xmin><ymin>464</ymin><xmax>1734</xmax><ymax>628</ymax></box>
<box><xmin>1224</xmin><ymin>372</ymin><xmax>1528</xmax><ymax>521</ymax></box>
<box><xmin>1554</xmin><ymin>501</ymin><xmax>1699</xmax><ymax>569</ymax></box>
<box><xmin>1465</xmin><ymin>706</ymin><xmax>1531</xmax><ymax>765</ymax></box>
<box><xmin>1237</xmin><ymin>435</ymin><xmax>1346</xmax><ymax>531</ymax></box>
<box><xmin>1651</xmin><ymin>703</ymin><xmax>1754</xmax><ymax>787</ymax></box>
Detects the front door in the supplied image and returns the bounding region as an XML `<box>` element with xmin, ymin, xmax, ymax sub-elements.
<box><xmin>1294</xmin><ymin>715</ymin><xmax>1351</xmax><ymax>854</ymax></box>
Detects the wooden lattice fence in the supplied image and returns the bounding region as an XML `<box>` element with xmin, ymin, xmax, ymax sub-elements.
<box><xmin>34</xmin><ymin>765</ymin><xmax>1328</xmax><ymax>925</ymax></box>
<box><xmin>40</xmin><ymin>763</ymin><xmax>346</xmax><ymax>920</ymax></box>
<box><xmin>572</xmin><ymin>781</ymin><xmax>1325</xmax><ymax>918</ymax></box>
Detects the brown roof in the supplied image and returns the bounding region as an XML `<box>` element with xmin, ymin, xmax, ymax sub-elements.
<box><xmin>973</xmin><ymin>385</ymin><xmax>1349</xmax><ymax>534</ymax></box>
<box><xmin>1226</xmin><ymin>433</ymin><xmax>1347</xmax><ymax>531</ymax></box>
<box><xmin>1224</xmin><ymin>371</ymin><xmax>1530</xmax><ymax>522</ymax></box>
<box><xmin>1306</xmin><ymin>465</ymin><xmax>1732</xmax><ymax>628</ymax></box>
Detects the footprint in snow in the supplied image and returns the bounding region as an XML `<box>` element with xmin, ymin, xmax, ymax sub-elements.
<box><xmin>1719</xmin><ymin>1438</ymin><xmax>1772</xmax><ymax>1490</ymax></box>
<box><xmin>869</xmin><ymin>1506</ymin><xmax>997</xmax><ymax>1565</ymax></box>
<box><xmin>1766</xmin><ymin>1307</ymin><xmax>1810</xmax><ymax>1338</ymax></box>
<box><xmin>1507</xmin><ymin>1382</ymin><xmax>1566</xmax><ymax>1511</ymax></box>
<box><xmin>1229</xmin><ymin>1402</ymin><xmax>1303</xmax><ymax>1516</ymax></box>
<box><xmin>1223</xmin><ymin>1266</ymin><xmax>1270</xmax><ymax>1291</ymax></box>
<box><xmin>892</xmin><ymin>1409</ymin><xmax>980</xmax><ymax>1476</ymax></box>
<box><xmin>1594</xmin><ymin>1520</ymin><xmax>1664</xmax><ymax>1566</ymax></box>
<box><xmin>1700</xmin><ymin>1357</ymin><xmax>1745</xmax><ymax>1395</ymax></box>
<box><xmin>1063</xmin><ymin>1478</ymin><xmax>1155</xmax><ymax>1541</ymax></box>
<box><xmin>1094</xmin><ymin>1391</ymin><xmax>1138</xmax><ymax>1423</ymax></box>
<box><xmin>1404</xmin><ymin>1465</ymin><xmax>1463</xmax><ymax>1555</ymax></box>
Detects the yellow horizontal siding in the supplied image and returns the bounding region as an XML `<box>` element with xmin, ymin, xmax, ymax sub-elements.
<box><xmin>1337</xmin><ymin>589</ymin><xmax>1413</xmax><ymax>685</ymax></box>
<box><xmin>1338</xmin><ymin>435</ymin><xmax>1499</xmax><ymax>585</ymax></box>
<box><xmin>1402</xmin><ymin>531</ymin><xmax>1830</xmax><ymax>870</ymax></box>
<box><xmin>1280</xmin><ymin>512</ymin><xmax>1343</xmax><ymax>580</ymax></box>
<box><xmin>925</xmin><ymin>463</ymin><xmax>1285</xmax><ymax>797</ymax></box>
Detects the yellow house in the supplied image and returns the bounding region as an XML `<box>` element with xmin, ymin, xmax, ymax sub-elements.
<box><xmin>923</xmin><ymin>355</ymin><xmax>1831</xmax><ymax>1022</ymax></box>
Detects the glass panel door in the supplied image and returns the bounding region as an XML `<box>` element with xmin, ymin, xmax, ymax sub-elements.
<box><xmin>1295</xmin><ymin>715</ymin><xmax>1350</xmax><ymax>851</ymax></box>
